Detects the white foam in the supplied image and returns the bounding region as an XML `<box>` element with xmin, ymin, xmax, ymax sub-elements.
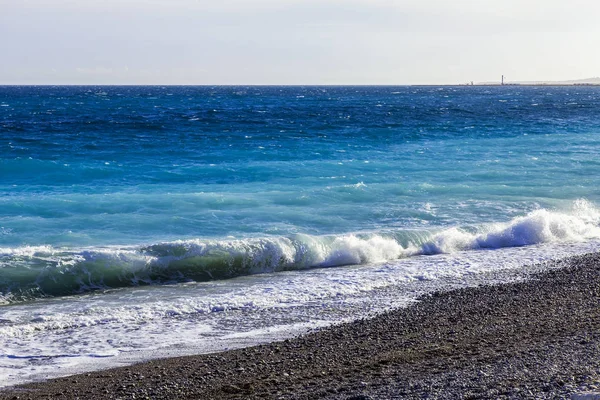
<box><xmin>147</xmin><ymin>233</ymin><xmax>407</xmax><ymax>272</ymax></box>
<box><xmin>1</xmin><ymin>237</ymin><xmax>599</xmax><ymax>387</ymax></box>
<box><xmin>423</xmin><ymin>199</ymin><xmax>600</xmax><ymax>254</ymax></box>
<box><xmin>0</xmin><ymin>245</ymin><xmax>55</xmax><ymax>258</ymax></box>
<box><xmin>322</xmin><ymin>235</ymin><xmax>405</xmax><ymax>266</ymax></box>
<box><xmin>3</xmin><ymin>200</ymin><xmax>600</xmax><ymax>300</ymax></box>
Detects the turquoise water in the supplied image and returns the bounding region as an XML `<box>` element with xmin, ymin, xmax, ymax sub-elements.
<box><xmin>2</xmin><ymin>85</ymin><xmax>600</xmax><ymax>299</ymax></box>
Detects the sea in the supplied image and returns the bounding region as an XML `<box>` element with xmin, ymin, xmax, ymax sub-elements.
<box><xmin>1</xmin><ymin>85</ymin><xmax>600</xmax><ymax>386</ymax></box>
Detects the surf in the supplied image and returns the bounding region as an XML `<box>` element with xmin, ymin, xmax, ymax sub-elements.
<box><xmin>2</xmin><ymin>199</ymin><xmax>598</xmax><ymax>303</ymax></box>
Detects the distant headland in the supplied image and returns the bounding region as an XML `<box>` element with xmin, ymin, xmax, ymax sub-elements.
<box><xmin>467</xmin><ymin>77</ymin><xmax>600</xmax><ymax>86</ymax></box>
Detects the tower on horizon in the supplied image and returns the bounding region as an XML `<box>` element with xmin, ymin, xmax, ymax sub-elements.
<box><xmin>502</xmin><ymin>75</ymin><xmax>505</xmax><ymax>85</ymax></box>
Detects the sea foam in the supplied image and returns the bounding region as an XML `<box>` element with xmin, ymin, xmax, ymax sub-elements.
<box><xmin>424</xmin><ymin>199</ymin><xmax>600</xmax><ymax>254</ymax></box>
<box><xmin>1</xmin><ymin>200</ymin><xmax>599</xmax><ymax>302</ymax></box>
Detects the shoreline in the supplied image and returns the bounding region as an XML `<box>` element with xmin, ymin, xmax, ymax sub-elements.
<box><xmin>3</xmin><ymin>252</ymin><xmax>600</xmax><ymax>399</ymax></box>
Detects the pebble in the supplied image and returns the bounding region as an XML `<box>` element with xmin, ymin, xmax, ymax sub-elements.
<box><xmin>2</xmin><ymin>253</ymin><xmax>600</xmax><ymax>399</ymax></box>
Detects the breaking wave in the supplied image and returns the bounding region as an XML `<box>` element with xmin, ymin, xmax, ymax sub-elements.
<box><xmin>2</xmin><ymin>199</ymin><xmax>599</xmax><ymax>302</ymax></box>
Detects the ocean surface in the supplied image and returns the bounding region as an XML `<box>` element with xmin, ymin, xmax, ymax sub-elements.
<box><xmin>2</xmin><ymin>85</ymin><xmax>600</xmax><ymax>386</ymax></box>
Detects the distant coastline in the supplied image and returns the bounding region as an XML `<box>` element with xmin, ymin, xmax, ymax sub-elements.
<box><xmin>471</xmin><ymin>77</ymin><xmax>600</xmax><ymax>86</ymax></box>
<box><xmin>1</xmin><ymin>77</ymin><xmax>600</xmax><ymax>87</ymax></box>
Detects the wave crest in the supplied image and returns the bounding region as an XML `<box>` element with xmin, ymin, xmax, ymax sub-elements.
<box><xmin>1</xmin><ymin>200</ymin><xmax>599</xmax><ymax>302</ymax></box>
<box><xmin>426</xmin><ymin>199</ymin><xmax>600</xmax><ymax>254</ymax></box>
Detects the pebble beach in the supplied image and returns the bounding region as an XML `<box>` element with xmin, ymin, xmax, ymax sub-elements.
<box><xmin>3</xmin><ymin>252</ymin><xmax>600</xmax><ymax>399</ymax></box>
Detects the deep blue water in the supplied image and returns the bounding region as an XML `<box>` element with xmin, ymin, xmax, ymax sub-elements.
<box><xmin>1</xmin><ymin>85</ymin><xmax>600</xmax><ymax>299</ymax></box>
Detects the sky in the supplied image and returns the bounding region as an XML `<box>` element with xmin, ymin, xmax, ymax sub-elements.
<box><xmin>1</xmin><ymin>0</ymin><xmax>599</xmax><ymax>85</ymax></box>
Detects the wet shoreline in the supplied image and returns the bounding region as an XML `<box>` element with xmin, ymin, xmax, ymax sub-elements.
<box><xmin>3</xmin><ymin>252</ymin><xmax>600</xmax><ymax>399</ymax></box>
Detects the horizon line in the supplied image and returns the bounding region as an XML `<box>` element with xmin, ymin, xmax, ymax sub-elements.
<box><xmin>2</xmin><ymin>83</ymin><xmax>599</xmax><ymax>87</ymax></box>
